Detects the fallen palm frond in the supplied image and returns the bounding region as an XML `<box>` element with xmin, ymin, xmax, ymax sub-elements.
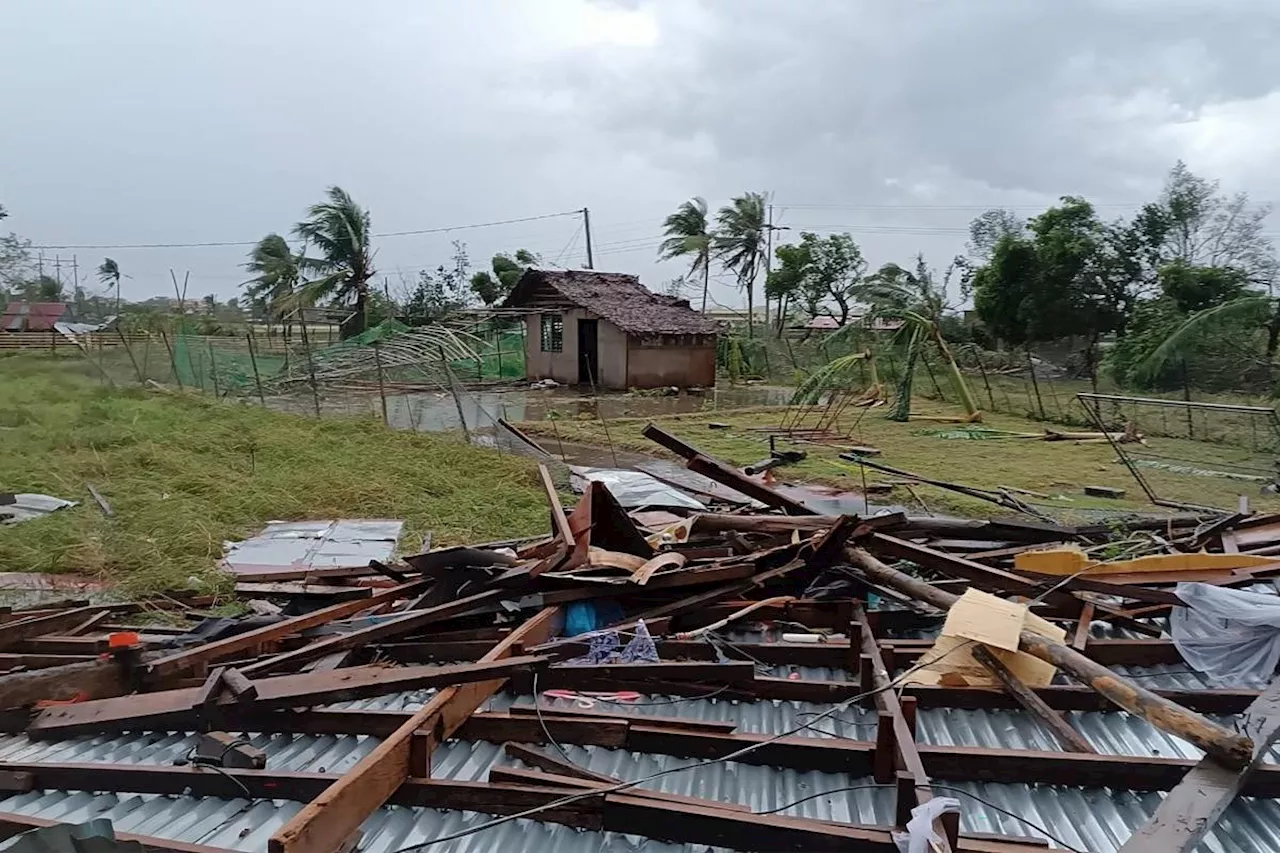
<box><xmin>266</xmin><ymin>321</ymin><xmax>484</xmax><ymax>391</ymax></box>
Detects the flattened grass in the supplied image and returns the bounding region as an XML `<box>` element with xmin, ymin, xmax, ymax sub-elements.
<box><xmin>0</xmin><ymin>355</ymin><xmax>549</xmax><ymax>594</ymax></box>
<box><xmin>517</xmin><ymin>403</ymin><xmax>1280</xmax><ymax>519</ymax></box>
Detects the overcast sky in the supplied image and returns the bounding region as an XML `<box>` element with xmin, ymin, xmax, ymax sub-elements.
<box><xmin>3</xmin><ymin>0</ymin><xmax>1280</xmax><ymax>310</ymax></box>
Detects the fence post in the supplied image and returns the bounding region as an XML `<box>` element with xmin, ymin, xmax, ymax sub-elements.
<box><xmin>160</xmin><ymin>331</ymin><xmax>183</xmax><ymax>390</ymax></box>
<box><xmin>921</xmin><ymin>348</ymin><xmax>945</xmax><ymax>400</ymax></box>
<box><xmin>50</xmin><ymin>330</ymin><xmax>56</xmax><ymax>354</ymax></box>
<box><xmin>439</xmin><ymin>345</ymin><xmax>471</xmax><ymax>443</ymax></box>
<box><xmin>207</xmin><ymin>340</ymin><xmax>221</xmax><ymax>398</ymax></box>
<box><xmin>373</xmin><ymin>339</ymin><xmax>389</xmax><ymax>426</ymax></box>
<box><xmin>1182</xmin><ymin>358</ymin><xmax>1195</xmax><ymax>438</ymax></box>
<box><xmin>117</xmin><ymin>328</ymin><xmax>144</xmax><ymax>383</ymax></box>
<box><xmin>1026</xmin><ymin>349</ymin><xmax>1046</xmax><ymax>420</ymax></box>
<box><xmin>246</xmin><ymin>333</ymin><xmax>267</xmax><ymax>406</ymax></box>
<box><xmin>975</xmin><ymin>351</ymin><xmax>996</xmax><ymax>411</ymax></box>
<box><xmin>298</xmin><ymin>321</ymin><xmax>322</xmax><ymax>418</ymax></box>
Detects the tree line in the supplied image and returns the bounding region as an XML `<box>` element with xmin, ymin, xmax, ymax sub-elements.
<box><xmin>663</xmin><ymin>163</ymin><xmax>1280</xmax><ymax>395</ymax></box>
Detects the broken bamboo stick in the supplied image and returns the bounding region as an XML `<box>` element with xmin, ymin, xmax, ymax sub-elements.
<box><xmin>844</xmin><ymin>546</ymin><xmax>1254</xmax><ymax>768</ymax></box>
<box><xmin>971</xmin><ymin>645</ymin><xmax>1096</xmax><ymax>754</ymax></box>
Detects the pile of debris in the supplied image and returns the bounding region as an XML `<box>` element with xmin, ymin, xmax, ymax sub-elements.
<box><xmin>0</xmin><ymin>425</ymin><xmax>1278</xmax><ymax>853</ymax></box>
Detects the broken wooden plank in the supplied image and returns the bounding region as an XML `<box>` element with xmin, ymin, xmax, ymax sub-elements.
<box><xmin>971</xmin><ymin>644</ymin><xmax>1096</xmax><ymax>754</ymax></box>
<box><xmin>0</xmin><ymin>606</ymin><xmax>118</xmax><ymax>652</ymax></box>
<box><xmin>267</xmin><ymin>606</ymin><xmax>561</xmax><ymax>853</ymax></box>
<box><xmin>145</xmin><ymin>579</ymin><xmax>429</xmax><ymax>680</ymax></box>
<box><xmin>1117</xmin><ymin>677</ymin><xmax>1280</xmax><ymax>853</ymax></box>
<box><xmin>237</xmin><ymin>588</ymin><xmax>510</xmax><ymax>677</ymax></box>
<box><xmin>642</xmin><ymin>424</ymin><xmax>815</xmax><ymax>515</ymax></box>
<box><xmin>0</xmin><ymin>811</ymin><xmax>235</xmax><ymax>853</ymax></box>
<box><xmin>847</xmin><ymin>545</ymin><xmax>1254</xmax><ymax>768</ymax></box>
<box><xmin>854</xmin><ymin>603</ymin><xmax>951</xmax><ymax>853</ymax></box>
<box><xmin>28</xmin><ymin>658</ymin><xmax>546</xmax><ymax>738</ymax></box>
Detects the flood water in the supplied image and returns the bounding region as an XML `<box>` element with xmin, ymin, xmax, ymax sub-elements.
<box><xmin>382</xmin><ymin>384</ymin><xmax>794</xmax><ymax>433</ymax></box>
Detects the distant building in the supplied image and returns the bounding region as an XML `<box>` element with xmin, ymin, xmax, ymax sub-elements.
<box><xmin>1</xmin><ymin>302</ymin><xmax>72</xmax><ymax>332</ymax></box>
<box><xmin>503</xmin><ymin>269</ymin><xmax>720</xmax><ymax>390</ymax></box>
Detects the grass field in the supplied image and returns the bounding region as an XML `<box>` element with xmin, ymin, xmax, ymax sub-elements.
<box><xmin>0</xmin><ymin>355</ymin><xmax>550</xmax><ymax>594</ymax></box>
<box><xmin>516</xmin><ymin>400</ymin><xmax>1280</xmax><ymax>520</ymax></box>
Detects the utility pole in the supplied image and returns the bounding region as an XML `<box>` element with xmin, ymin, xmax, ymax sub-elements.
<box><xmin>582</xmin><ymin>207</ymin><xmax>594</xmax><ymax>270</ymax></box>
<box><xmin>764</xmin><ymin>204</ymin><xmax>773</xmax><ymax>330</ymax></box>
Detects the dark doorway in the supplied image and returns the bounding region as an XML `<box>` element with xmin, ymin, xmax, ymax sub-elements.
<box><xmin>577</xmin><ymin>318</ymin><xmax>599</xmax><ymax>385</ymax></box>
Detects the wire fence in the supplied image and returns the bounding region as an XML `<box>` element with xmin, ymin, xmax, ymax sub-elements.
<box><xmin>17</xmin><ymin>321</ymin><xmax>559</xmax><ymax>476</ymax></box>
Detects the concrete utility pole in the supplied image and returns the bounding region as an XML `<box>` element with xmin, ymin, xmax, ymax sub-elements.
<box><xmin>582</xmin><ymin>207</ymin><xmax>594</xmax><ymax>270</ymax></box>
<box><xmin>764</xmin><ymin>203</ymin><xmax>774</xmax><ymax>329</ymax></box>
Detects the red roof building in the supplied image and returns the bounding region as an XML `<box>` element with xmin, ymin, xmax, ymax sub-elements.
<box><xmin>0</xmin><ymin>302</ymin><xmax>72</xmax><ymax>332</ymax></box>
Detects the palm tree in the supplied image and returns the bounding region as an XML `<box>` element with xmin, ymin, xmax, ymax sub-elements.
<box><xmin>658</xmin><ymin>198</ymin><xmax>712</xmax><ymax>313</ymax></box>
<box><xmin>1141</xmin><ymin>294</ymin><xmax>1280</xmax><ymax>382</ymax></box>
<box><xmin>293</xmin><ymin>186</ymin><xmax>375</xmax><ymax>338</ymax></box>
<box><xmin>97</xmin><ymin>257</ymin><xmax>122</xmax><ymax>312</ymax></box>
<box><xmin>848</xmin><ymin>256</ymin><xmax>980</xmax><ymax>422</ymax></box>
<box><xmin>243</xmin><ymin>233</ymin><xmax>301</xmax><ymax>340</ymax></box>
<box><xmin>714</xmin><ymin>192</ymin><xmax>768</xmax><ymax>337</ymax></box>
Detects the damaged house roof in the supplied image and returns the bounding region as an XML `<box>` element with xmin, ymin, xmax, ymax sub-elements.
<box><xmin>503</xmin><ymin>269</ymin><xmax>720</xmax><ymax>336</ymax></box>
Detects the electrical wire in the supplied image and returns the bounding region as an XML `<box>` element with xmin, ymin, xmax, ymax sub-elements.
<box><xmin>32</xmin><ymin>210</ymin><xmax>584</xmax><ymax>250</ymax></box>
<box><xmin>387</xmin><ymin>639</ymin><xmax>979</xmax><ymax>853</ymax></box>
<box><xmin>923</xmin><ymin>784</ymin><xmax>1087</xmax><ymax>853</ymax></box>
<box><xmin>754</xmin><ymin>782</ymin><xmax>1086</xmax><ymax>853</ymax></box>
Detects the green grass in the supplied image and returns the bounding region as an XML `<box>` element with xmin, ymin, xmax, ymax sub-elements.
<box><xmin>518</xmin><ymin>401</ymin><xmax>1280</xmax><ymax>520</ymax></box>
<box><xmin>0</xmin><ymin>354</ymin><xmax>550</xmax><ymax>595</ymax></box>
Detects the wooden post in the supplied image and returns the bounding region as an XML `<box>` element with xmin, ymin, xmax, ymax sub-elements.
<box><xmin>206</xmin><ymin>340</ymin><xmax>220</xmax><ymax>398</ymax></box>
<box><xmin>246</xmin><ymin>334</ymin><xmax>266</xmax><ymax>406</ymax></box>
<box><xmin>844</xmin><ymin>546</ymin><xmax>1254</xmax><ymax>768</ymax></box>
<box><xmin>372</xmin><ymin>339</ymin><xmax>388</xmax><ymax>426</ymax></box>
<box><xmin>438</xmin><ymin>345</ymin><xmax>470</xmax><ymax>443</ymax></box>
<box><xmin>298</xmin><ymin>321</ymin><xmax>321</xmax><ymax>418</ymax></box>
<box><xmin>971</xmin><ymin>644</ymin><xmax>1096</xmax><ymax>754</ymax></box>
<box><xmin>160</xmin><ymin>331</ymin><xmax>183</xmax><ymax>390</ymax></box>
<box><xmin>117</xmin><ymin>328</ymin><xmax>144</xmax><ymax>383</ymax></box>
<box><xmin>1026</xmin><ymin>349</ymin><xmax>1046</xmax><ymax>420</ymax></box>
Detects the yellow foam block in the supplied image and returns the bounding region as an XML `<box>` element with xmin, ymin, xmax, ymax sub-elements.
<box><xmin>1014</xmin><ymin>546</ymin><xmax>1275</xmax><ymax>576</ymax></box>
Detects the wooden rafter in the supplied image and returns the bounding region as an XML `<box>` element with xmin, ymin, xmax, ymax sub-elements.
<box><xmin>267</xmin><ymin>606</ymin><xmax>561</xmax><ymax>853</ymax></box>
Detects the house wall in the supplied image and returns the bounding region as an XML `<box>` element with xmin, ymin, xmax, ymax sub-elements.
<box><xmin>626</xmin><ymin>336</ymin><xmax>718</xmax><ymax>389</ymax></box>
<box><xmin>523</xmin><ymin>308</ymin><xmax>629</xmax><ymax>388</ymax></box>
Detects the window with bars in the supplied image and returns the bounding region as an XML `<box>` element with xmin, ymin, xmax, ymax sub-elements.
<box><xmin>540</xmin><ymin>314</ymin><xmax>563</xmax><ymax>352</ymax></box>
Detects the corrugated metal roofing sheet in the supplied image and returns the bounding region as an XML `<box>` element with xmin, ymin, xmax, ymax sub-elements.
<box><xmin>0</xmin><ymin>656</ymin><xmax>1276</xmax><ymax>850</ymax></box>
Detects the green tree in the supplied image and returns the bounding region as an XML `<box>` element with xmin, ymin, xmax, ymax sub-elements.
<box><xmin>469</xmin><ymin>249</ymin><xmax>538</xmax><ymax>305</ymax></box>
<box><xmin>765</xmin><ymin>240</ymin><xmax>810</xmax><ymax>336</ymax></box>
<box><xmin>96</xmin><ymin>257</ymin><xmax>122</xmax><ymax>312</ymax></box>
<box><xmin>859</xmin><ymin>256</ymin><xmax>980</xmax><ymax>421</ymax></box>
<box><xmin>406</xmin><ymin>242</ymin><xmax>472</xmax><ymax>323</ymax></box>
<box><xmin>243</xmin><ymin>233</ymin><xmax>301</xmax><ymax>340</ymax></box>
<box><xmin>972</xmin><ymin>197</ymin><xmax>1133</xmax><ymax>387</ymax></box>
<box><xmin>293</xmin><ymin>186</ymin><xmax>376</xmax><ymax>339</ymax></box>
<box><xmin>20</xmin><ymin>275</ymin><xmax>65</xmax><ymax>302</ymax></box>
<box><xmin>714</xmin><ymin>192</ymin><xmax>768</xmax><ymax>337</ymax></box>
<box><xmin>658</xmin><ymin>197</ymin><xmax>713</xmax><ymax>313</ymax></box>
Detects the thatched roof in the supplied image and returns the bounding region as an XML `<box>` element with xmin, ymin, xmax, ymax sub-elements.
<box><xmin>503</xmin><ymin>269</ymin><xmax>719</xmax><ymax>336</ymax></box>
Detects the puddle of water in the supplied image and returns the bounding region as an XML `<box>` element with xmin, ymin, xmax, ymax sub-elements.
<box><xmin>383</xmin><ymin>385</ymin><xmax>793</xmax><ymax>433</ymax></box>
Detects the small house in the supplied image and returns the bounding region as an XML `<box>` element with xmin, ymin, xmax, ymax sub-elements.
<box><xmin>1</xmin><ymin>302</ymin><xmax>72</xmax><ymax>332</ymax></box>
<box><xmin>503</xmin><ymin>269</ymin><xmax>719</xmax><ymax>390</ymax></box>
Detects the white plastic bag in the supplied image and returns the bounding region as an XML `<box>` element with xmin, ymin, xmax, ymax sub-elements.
<box><xmin>892</xmin><ymin>797</ymin><xmax>961</xmax><ymax>853</ymax></box>
<box><xmin>1171</xmin><ymin>582</ymin><xmax>1280</xmax><ymax>687</ymax></box>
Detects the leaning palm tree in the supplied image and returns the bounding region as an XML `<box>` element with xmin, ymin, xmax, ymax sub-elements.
<box><xmin>293</xmin><ymin>186</ymin><xmax>375</xmax><ymax>338</ymax></box>
<box><xmin>658</xmin><ymin>197</ymin><xmax>713</xmax><ymax>313</ymax></box>
<box><xmin>97</xmin><ymin>257</ymin><xmax>122</xmax><ymax>311</ymax></box>
<box><xmin>714</xmin><ymin>192</ymin><xmax>768</xmax><ymax>337</ymax></box>
<box><xmin>243</xmin><ymin>233</ymin><xmax>302</xmax><ymax>340</ymax></box>
<box><xmin>847</xmin><ymin>257</ymin><xmax>981</xmax><ymax>422</ymax></box>
<box><xmin>1140</xmin><ymin>294</ymin><xmax>1279</xmax><ymax>384</ymax></box>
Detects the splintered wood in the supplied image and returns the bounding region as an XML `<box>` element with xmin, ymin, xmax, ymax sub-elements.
<box><xmin>903</xmin><ymin>589</ymin><xmax>1066</xmax><ymax>689</ymax></box>
<box><xmin>5</xmin><ymin>421</ymin><xmax>1280</xmax><ymax>853</ymax></box>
